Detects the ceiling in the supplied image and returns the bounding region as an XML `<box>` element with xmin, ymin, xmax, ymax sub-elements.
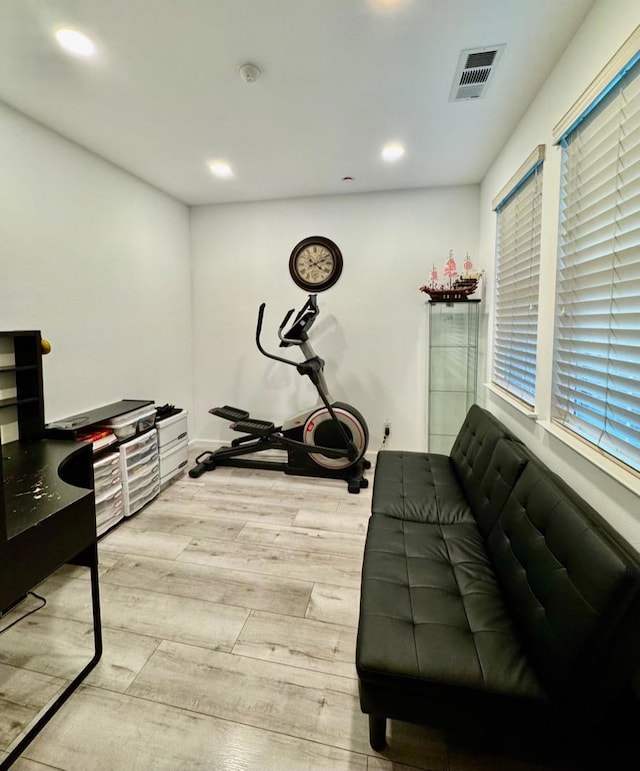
<box><xmin>0</xmin><ymin>0</ymin><xmax>596</xmax><ymax>206</ymax></box>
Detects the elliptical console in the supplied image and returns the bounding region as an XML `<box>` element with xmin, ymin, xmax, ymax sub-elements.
<box><xmin>189</xmin><ymin>295</ymin><xmax>370</xmax><ymax>493</ymax></box>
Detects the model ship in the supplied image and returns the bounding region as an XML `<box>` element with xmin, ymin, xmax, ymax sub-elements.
<box><xmin>419</xmin><ymin>251</ymin><xmax>481</xmax><ymax>302</ymax></box>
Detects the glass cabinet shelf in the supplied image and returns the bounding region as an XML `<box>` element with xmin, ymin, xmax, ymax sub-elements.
<box><xmin>427</xmin><ymin>301</ymin><xmax>480</xmax><ymax>453</ymax></box>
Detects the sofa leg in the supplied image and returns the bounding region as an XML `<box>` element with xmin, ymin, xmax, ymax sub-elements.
<box><xmin>369</xmin><ymin>714</ymin><xmax>387</xmax><ymax>751</ymax></box>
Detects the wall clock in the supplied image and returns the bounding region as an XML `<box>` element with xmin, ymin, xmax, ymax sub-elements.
<box><xmin>289</xmin><ymin>236</ymin><xmax>343</xmax><ymax>292</ymax></box>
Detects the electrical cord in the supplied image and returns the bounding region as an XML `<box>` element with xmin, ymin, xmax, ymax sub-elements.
<box><xmin>379</xmin><ymin>423</ymin><xmax>391</xmax><ymax>451</ymax></box>
<box><xmin>0</xmin><ymin>591</ymin><xmax>47</xmax><ymax>635</ymax></box>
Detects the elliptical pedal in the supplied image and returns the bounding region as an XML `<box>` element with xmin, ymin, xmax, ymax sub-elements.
<box><xmin>210</xmin><ymin>405</ymin><xmax>250</xmax><ymax>421</ymax></box>
<box><xmin>232</xmin><ymin>418</ymin><xmax>276</xmax><ymax>436</ymax></box>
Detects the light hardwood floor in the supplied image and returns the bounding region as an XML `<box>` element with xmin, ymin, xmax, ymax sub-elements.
<box><xmin>0</xmin><ymin>458</ymin><xmax>622</xmax><ymax>770</ymax></box>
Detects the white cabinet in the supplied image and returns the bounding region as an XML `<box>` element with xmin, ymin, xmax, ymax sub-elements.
<box><xmin>427</xmin><ymin>301</ymin><xmax>480</xmax><ymax>454</ymax></box>
<box><xmin>119</xmin><ymin>430</ymin><xmax>159</xmax><ymax>517</ymax></box>
<box><xmin>156</xmin><ymin>410</ymin><xmax>188</xmax><ymax>487</ymax></box>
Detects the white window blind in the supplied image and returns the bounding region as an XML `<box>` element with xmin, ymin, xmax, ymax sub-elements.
<box><xmin>492</xmin><ymin>150</ymin><xmax>544</xmax><ymax>408</ymax></box>
<box><xmin>553</xmin><ymin>56</ymin><xmax>640</xmax><ymax>474</ymax></box>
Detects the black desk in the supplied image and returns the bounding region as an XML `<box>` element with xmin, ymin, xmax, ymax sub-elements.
<box><xmin>0</xmin><ymin>439</ymin><xmax>102</xmax><ymax>769</ymax></box>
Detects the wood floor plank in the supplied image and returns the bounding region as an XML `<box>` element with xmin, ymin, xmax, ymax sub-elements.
<box><xmin>8</xmin><ymin>758</ymin><xmax>61</xmax><ymax>771</ymax></box>
<box><xmin>232</xmin><ymin>609</ymin><xmax>358</xmax><ymax>679</ymax></box>
<box><xmin>127</xmin><ymin>641</ymin><xmax>447</xmax><ymax>768</ymax></box>
<box><xmin>155</xmin><ymin>478</ymin><xmax>199</xmax><ymax>500</ymax></box>
<box><xmin>22</xmin><ymin>686</ymin><xmax>368</xmax><ymax>771</ymax></box>
<box><xmin>54</xmin><ymin>552</ymin><xmax>120</xmax><ymax>581</ymax></box>
<box><xmin>102</xmin><ymin>554</ymin><xmax>313</xmax><ymax>617</ymax></box>
<box><xmin>127</xmin><ymin>640</ymin><xmax>369</xmax><ymax>754</ymax></box>
<box><xmin>193</xmin><ymin>484</ymin><xmax>341</xmax><ymax>513</ymax></box>
<box><xmin>271</xmin><ymin>476</ymin><xmax>362</xmax><ymax>496</ymax></box>
<box><xmin>0</xmin><ymin>664</ymin><xmax>66</xmax><ymax>749</ymax></box>
<box><xmin>236</xmin><ymin>522</ymin><xmax>366</xmax><ymax>559</ymax></box>
<box><xmin>294</xmin><ymin>508</ymin><xmax>371</xmax><ymax>535</ymax></box>
<box><xmin>0</xmin><ymin>614</ymin><xmax>159</xmax><ymax>693</ymax></box>
<box><xmin>192</xmin><ymin>471</ymin><xmax>279</xmax><ymax>491</ymax></box>
<box><xmin>98</xmin><ymin>527</ymin><xmax>192</xmax><ymax>561</ymax></box>
<box><xmin>149</xmin><ymin>495</ymin><xmax>299</xmax><ymax>526</ymax></box>
<box><xmin>178</xmin><ymin>536</ymin><xmax>363</xmax><ymax>587</ymax></box>
<box><xmin>33</xmin><ymin>575</ymin><xmax>249</xmax><ymax>653</ymax></box>
<box><xmin>367</xmin><ymin>757</ymin><xmax>425</xmax><ymax>771</ymax></box>
<box><xmin>306</xmin><ymin>583</ymin><xmax>361</xmax><ymax>627</ymax></box>
<box><xmin>336</xmin><ymin>484</ymin><xmax>375</xmax><ymax>511</ymax></box>
<box><xmin>124</xmin><ymin>508</ymin><xmax>245</xmax><ymax>541</ymax></box>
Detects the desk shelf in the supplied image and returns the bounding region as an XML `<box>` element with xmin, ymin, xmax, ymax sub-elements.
<box><xmin>0</xmin><ymin>332</ymin><xmax>45</xmax><ymax>444</ymax></box>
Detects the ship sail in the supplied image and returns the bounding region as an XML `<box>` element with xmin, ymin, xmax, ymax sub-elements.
<box><xmin>443</xmin><ymin>251</ymin><xmax>458</xmax><ymax>285</ymax></box>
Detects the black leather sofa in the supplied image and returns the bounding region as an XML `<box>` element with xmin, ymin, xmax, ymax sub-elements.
<box><xmin>356</xmin><ymin>405</ymin><xmax>640</xmax><ymax>752</ymax></box>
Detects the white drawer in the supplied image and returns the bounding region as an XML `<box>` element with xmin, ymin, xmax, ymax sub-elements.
<box><xmin>128</xmin><ymin>464</ymin><xmax>159</xmax><ymax>495</ymax></box>
<box><xmin>125</xmin><ymin>446</ymin><xmax>158</xmax><ymax>473</ymax></box>
<box><xmin>127</xmin><ymin>478</ymin><xmax>160</xmax><ymax>517</ymax></box>
<box><xmin>95</xmin><ymin>473</ymin><xmax>122</xmax><ymax>499</ymax></box>
<box><xmin>121</xmin><ymin>430</ymin><xmax>158</xmax><ymax>456</ymax></box>
<box><xmin>94</xmin><ymin>452</ymin><xmax>120</xmax><ymax>477</ymax></box>
<box><xmin>159</xmin><ymin>439</ymin><xmax>189</xmax><ymax>484</ymax></box>
<box><xmin>156</xmin><ymin>411</ymin><xmax>188</xmax><ymax>450</ymax></box>
<box><xmin>96</xmin><ymin>486</ymin><xmax>124</xmax><ymax>536</ymax></box>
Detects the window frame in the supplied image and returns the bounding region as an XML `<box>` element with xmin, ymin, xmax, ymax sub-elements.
<box><xmin>551</xmin><ymin>39</ymin><xmax>640</xmax><ymax>477</ymax></box>
<box><xmin>490</xmin><ymin>145</ymin><xmax>545</xmax><ymax>412</ymax></box>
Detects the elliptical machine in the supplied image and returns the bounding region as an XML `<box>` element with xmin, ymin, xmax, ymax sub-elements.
<box><xmin>189</xmin><ymin>294</ymin><xmax>370</xmax><ymax>493</ymax></box>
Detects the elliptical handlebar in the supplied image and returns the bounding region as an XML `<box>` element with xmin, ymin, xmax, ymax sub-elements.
<box><xmin>277</xmin><ymin>308</ymin><xmax>297</xmax><ymax>344</ymax></box>
<box><xmin>279</xmin><ymin>294</ymin><xmax>318</xmax><ymax>346</ymax></box>
<box><xmin>256</xmin><ymin>295</ymin><xmax>320</xmax><ymax>365</ymax></box>
<box><xmin>255</xmin><ymin>302</ymin><xmax>299</xmax><ymax>367</ymax></box>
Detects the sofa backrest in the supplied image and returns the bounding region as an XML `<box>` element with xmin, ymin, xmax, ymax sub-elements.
<box><xmin>450</xmin><ymin>405</ymin><xmax>524</xmax><ymax>520</ymax></box>
<box><xmin>471</xmin><ymin>438</ymin><xmax>529</xmax><ymax>537</ymax></box>
<box><xmin>486</xmin><ymin>456</ymin><xmax>640</xmax><ymax>722</ymax></box>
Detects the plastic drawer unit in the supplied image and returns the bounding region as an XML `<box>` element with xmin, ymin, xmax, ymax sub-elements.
<box><xmin>98</xmin><ymin>404</ymin><xmax>156</xmax><ymax>440</ymax></box>
<box><xmin>156</xmin><ymin>410</ymin><xmax>188</xmax><ymax>488</ymax></box>
<box><xmin>119</xmin><ymin>429</ymin><xmax>159</xmax><ymax>517</ymax></box>
<box><xmin>93</xmin><ymin>451</ymin><xmax>124</xmax><ymax>536</ymax></box>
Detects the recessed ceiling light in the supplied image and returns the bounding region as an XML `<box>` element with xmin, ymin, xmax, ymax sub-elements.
<box><xmin>368</xmin><ymin>0</ymin><xmax>408</xmax><ymax>10</ymax></box>
<box><xmin>55</xmin><ymin>28</ymin><xmax>97</xmax><ymax>58</ymax></box>
<box><xmin>381</xmin><ymin>142</ymin><xmax>406</xmax><ymax>162</ymax></box>
<box><xmin>208</xmin><ymin>161</ymin><xmax>234</xmax><ymax>178</ymax></box>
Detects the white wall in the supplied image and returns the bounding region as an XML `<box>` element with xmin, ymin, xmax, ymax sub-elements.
<box><xmin>190</xmin><ymin>187</ymin><xmax>479</xmax><ymax>454</ymax></box>
<box><xmin>0</xmin><ymin>101</ymin><xmax>193</xmax><ymax>425</ymax></box>
<box><xmin>478</xmin><ymin>0</ymin><xmax>640</xmax><ymax>547</ymax></box>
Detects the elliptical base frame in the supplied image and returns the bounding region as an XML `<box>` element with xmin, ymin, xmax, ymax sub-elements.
<box><xmin>189</xmin><ymin>442</ymin><xmax>371</xmax><ymax>493</ymax></box>
<box><xmin>189</xmin><ymin>405</ymin><xmax>371</xmax><ymax>493</ymax></box>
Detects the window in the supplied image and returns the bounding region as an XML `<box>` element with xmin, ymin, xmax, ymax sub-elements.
<box><xmin>552</xmin><ymin>53</ymin><xmax>640</xmax><ymax>474</ymax></box>
<box><xmin>491</xmin><ymin>146</ymin><xmax>544</xmax><ymax>408</ymax></box>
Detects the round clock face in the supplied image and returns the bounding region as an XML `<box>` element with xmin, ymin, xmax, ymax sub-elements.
<box><xmin>289</xmin><ymin>236</ymin><xmax>343</xmax><ymax>292</ymax></box>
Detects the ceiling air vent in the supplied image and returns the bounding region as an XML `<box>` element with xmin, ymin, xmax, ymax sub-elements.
<box><xmin>450</xmin><ymin>45</ymin><xmax>505</xmax><ymax>102</ymax></box>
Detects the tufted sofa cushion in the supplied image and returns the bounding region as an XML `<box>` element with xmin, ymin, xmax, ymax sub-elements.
<box><xmin>449</xmin><ymin>404</ymin><xmax>522</xmax><ymax>505</ymax></box>
<box><xmin>372</xmin><ymin>437</ymin><xmax>527</xmax><ymax>531</ymax></box>
<box><xmin>371</xmin><ymin>450</ymin><xmax>474</xmax><ymax>524</ymax></box>
<box><xmin>357</xmin><ymin>512</ymin><xmax>547</xmax><ymax>702</ymax></box>
<box><xmin>372</xmin><ymin>405</ymin><xmax>523</xmax><ymax>526</ymax></box>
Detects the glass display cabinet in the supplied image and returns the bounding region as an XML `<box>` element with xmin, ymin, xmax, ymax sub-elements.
<box><xmin>427</xmin><ymin>301</ymin><xmax>480</xmax><ymax>453</ymax></box>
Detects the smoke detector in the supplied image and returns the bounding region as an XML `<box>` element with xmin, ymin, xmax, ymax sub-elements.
<box><xmin>239</xmin><ymin>63</ymin><xmax>262</xmax><ymax>83</ymax></box>
<box><xmin>450</xmin><ymin>45</ymin><xmax>505</xmax><ymax>101</ymax></box>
